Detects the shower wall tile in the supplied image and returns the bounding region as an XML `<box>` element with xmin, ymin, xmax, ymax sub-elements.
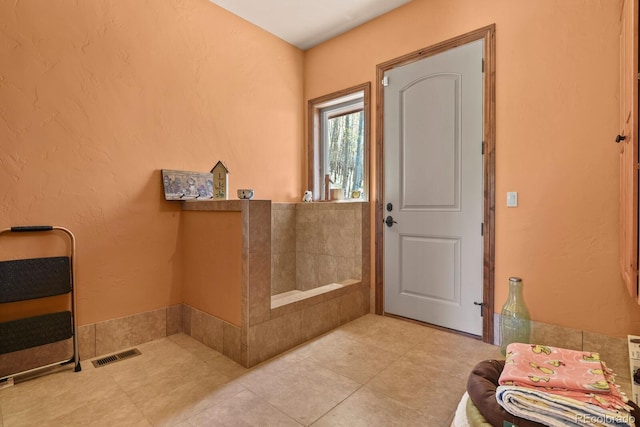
<box><xmin>339</xmin><ymin>288</ymin><xmax>369</xmax><ymax>325</ymax></box>
<box><xmin>317</xmin><ymin>254</ymin><xmax>339</xmax><ymax>286</ymax></box>
<box><xmin>249</xmin><ymin>252</ymin><xmax>271</xmax><ymax>326</ymax></box>
<box><xmin>321</xmin><ymin>209</ymin><xmax>355</xmax><ymax>258</ymax></box>
<box><xmin>241</xmin><ymin>249</ymin><xmax>249</xmax><ymax>327</ymax></box>
<box><xmin>351</xmin><ymin>256</ymin><xmax>362</xmax><ymax>281</ymax></box>
<box><xmin>333</xmin><ymin>255</ymin><xmax>356</xmax><ymax>283</ymax></box>
<box><xmin>271</xmin><ymin>207</ymin><xmax>296</xmax><ymax>254</ymax></box>
<box><xmin>363</xmin><ymin>287</ymin><xmax>371</xmax><ymax>317</ymax></box>
<box><xmin>529</xmin><ymin>320</ymin><xmax>582</xmax><ymax>351</ymax></box>
<box><xmin>299</xmin><ymin>292</ymin><xmax>329</xmax><ymax>309</ymax></box>
<box><xmin>77</xmin><ymin>323</ymin><xmax>96</xmax><ymax>359</ymax></box>
<box><xmin>301</xmin><ymin>298</ymin><xmax>341</xmax><ymax>341</ymax></box>
<box><xmin>190</xmin><ymin>307</ymin><xmax>224</xmax><ymax>353</ymax></box>
<box><xmin>355</xmin><ymin>204</ymin><xmax>363</xmax><ymax>232</ymax></box>
<box><xmin>166</xmin><ymin>304</ymin><xmax>183</xmax><ymax>336</ymax></box>
<box><xmin>271</xmin><ymin>298</ymin><xmax>304</xmax><ymax>318</ymax></box>
<box><xmin>323</xmin><ymin>283</ymin><xmax>352</xmax><ymax>301</ymax></box>
<box><xmin>95</xmin><ymin>308</ymin><xmax>166</xmax><ymax>356</ymax></box>
<box><xmin>583</xmin><ymin>331</ymin><xmax>629</xmax><ymax>380</ymax></box>
<box><xmin>271</xmin><ymin>252</ymin><xmax>296</xmax><ymax>295</ymax></box>
<box><xmin>318</xmin><ymin>209</ymin><xmax>338</xmax><ymax>254</ymax></box>
<box><xmin>248</xmin><ymin>201</ymin><xmax>271</xmax><ymax>254</ymax></box>
<box><xmin>247</xmin><ymin>310</ymin><xmax>303</xmax><ymax>367</ymax></box>
<box><xmin>182</xmin><ymin>305</ymin><xmax>192</xmax><ymax>336</ymax></box>
<box><xmin>296</xmin><ymin>208</ymin><xmax>319</xmax><ymax>254</ymax></box>
<box><xmin>296</xmin><ymin>252</ymin><xmax>318</xmax><ymax>291</ymax></box>
<box><xmin>223</xmin><ymin>322</ymin><xmax>243</xmax><ymax>364</ymax></box>
<box><xmin>293</xmin><ymin>203</ymin><xmax>364</xmax><ymax>291</ymax></box>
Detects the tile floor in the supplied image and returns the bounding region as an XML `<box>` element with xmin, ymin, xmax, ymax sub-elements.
<box><xmin>0</xmin><ymin>314</ymin><xmax>504</xmax><ymax>426</ymax></box>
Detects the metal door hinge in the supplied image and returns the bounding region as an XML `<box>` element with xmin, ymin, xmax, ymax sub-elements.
<box><xmin>382</xmin><ymin>76</ymin><xmax>389</xmax><ymax>87</ymax></box>
<box><xmin>481</xmin><ymin>141</ymin><xmax>485</xmax><ymax>155</ymax></box>
<box><xmin>482</xmin><ymin>59</ymin><xmax>485</xmax><ymax>73</ymax></box>
<box><xmin>481</xmin><ymin>223</ymin><xmax>484</xmax><ymax>236</ymax></box>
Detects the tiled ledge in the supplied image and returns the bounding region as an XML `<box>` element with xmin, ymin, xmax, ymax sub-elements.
<box><xmin>271</xmin><ymin>280</ymin><xmax>360</xmax><ymax>309</ymax></box>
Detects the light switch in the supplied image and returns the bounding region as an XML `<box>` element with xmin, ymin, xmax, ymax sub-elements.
<box><xmin>507</xmin><ymin>192</ymin><xmax>518</xmax><ymax>207</ymax></box>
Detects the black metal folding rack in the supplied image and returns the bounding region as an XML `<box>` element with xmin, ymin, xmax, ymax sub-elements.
<box><xmin>0</xmin><ymin>226</ymin><xmax>81</xmax><ymax>382</ymax></box>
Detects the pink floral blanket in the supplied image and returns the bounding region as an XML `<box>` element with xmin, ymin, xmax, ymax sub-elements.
<box><xmin>498</xmin><ymin>343</ymin><xmax>629</xmax><ymax>411</ymax></box>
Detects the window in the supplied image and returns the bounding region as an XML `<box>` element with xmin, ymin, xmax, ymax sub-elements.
<box><xmin>308</xmin><ymin>83</ymin><xmax>370</xmax><ymax>201</ymax></box>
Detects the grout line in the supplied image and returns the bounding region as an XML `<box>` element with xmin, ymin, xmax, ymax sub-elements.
<box><xmin>309</xmin><ymin>383</ymin><xmax>365</xmax><ymax>426</ymax></box>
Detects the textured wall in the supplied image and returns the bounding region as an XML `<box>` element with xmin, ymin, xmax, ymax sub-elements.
<box><xmin>0</xmin><ymin>0</ymin><xmax>304</xmax><ymax>325</ymax></box>
<box><xmin>304</xmin><ymin>0</ymin><xmax>640</xmax><ymax>337</ymax></box>
<box><xmin>3</xmin><ymin>0</ymin><xmax>636</xmax><ymax>340</ymax></box>
<box><xmin>181</xmin><ymin>210</ymin><xmax>242</xmax><ymax>327</ymax></box>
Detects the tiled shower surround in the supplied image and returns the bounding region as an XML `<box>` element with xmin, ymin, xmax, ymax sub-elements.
<box><xmin>271</xmin><ymin>202</ymin><xmax>363</xmax><ymax>295</ymax></box>
<box><xmin>1</xmin><ymin>201</ymin><xmax>370</xmax><ymax>375</ymax></box>
<box><xmin>181</xmin><ymin>200</ymin><xmax>370</xmax><ymax>367</ymax></box>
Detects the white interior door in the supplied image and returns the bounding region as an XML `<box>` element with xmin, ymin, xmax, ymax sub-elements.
<box><xmin>383</xmin><ymin>39</ymin><xmax>484</xmax><ymax>336</ymax></box>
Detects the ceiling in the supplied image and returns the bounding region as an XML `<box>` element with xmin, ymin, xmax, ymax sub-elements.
<box><xmin>208</xmin><ymin>0</ymin><xmax>412</xmax><ymax>50</ymax></box>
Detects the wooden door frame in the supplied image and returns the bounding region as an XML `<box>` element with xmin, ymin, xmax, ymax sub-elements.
<box><xmin>374</xmin><ymin>24</ymin><xmax>496</xmax><ymax>343</ymax></box>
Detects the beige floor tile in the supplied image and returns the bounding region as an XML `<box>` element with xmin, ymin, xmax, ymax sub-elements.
<box><xmin>304</xmin><ymin>333</ymin><xmax>400</xmax><ymax>383</ymax></box>
<box><xmin>183</xmin><ymin>389</ymin><xmax>302</xmax><ymax>426</ymax></box>
<box><xmin>239</xmin><ymin>359</ymin><xmax>361</xmax><ymax>425</ymax></box>
<box><xmin>281</xmin><ymin>330</ymin><xmax>347</xmax><ymax>362</ymax></box>
<box><xmin>312</xmin><ymin>385</ymin><xmax>431</xmax><ymax>427</ymax></box>
<box><xmin>405</xmin><ymin>334</ymin><xmax>502</xmax><ymax>381</ymax></box>
<box><xmin>338</xmin><ymin>314</ymin><xmax>432</xmax><ymax>355</ymax></box>
<box><xmin>94</xmin><ymin>337</ymin><xmax>196</xmax><ymax>380</ymax></box>
<box><xmin>0</xmin><ymin>367</ymin><xmax>121</xmax><ymax>426</ymax></box>
<box><xmin>367</xmin><ymin>357</ymin><xmax>467</xmax><ymax>419</ymax></box>
<box><xmin>205</xmin><ymin>354</ymin><xmax>250</xmax><ymax>380</ymax></box>
<box><xmin>134</xmin><ymin>379</ymin><xmax>246</xmax><ymax>426</ymax></box>
<box><xmin>121</xmin><ymin>357</ymin><xmax>233</xmax><ymax>406</ymax></box>
<box><xmin>46</xmin><ymin>392</ymin><xmax>151</xmax><ymax>427</ymax></box>
<box><xmin>168</xmin><ymin>332</ymin><xmax>224</xmax><ymax>362</ymax></box>
<box><xmin>1</xmin><ymin>315</ymin><xmax>497</xmax><ymax>427</ymax></box>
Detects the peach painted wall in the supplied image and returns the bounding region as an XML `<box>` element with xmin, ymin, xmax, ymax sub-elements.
<box><xmin>181</xmin><ymin>211</ymin><xmax>242</xmax><ymax>326</ymax></box>
<box><xmin>0</xmin><ymin>0</ymin><xmax>304</xmax><ymax>325</ymax></box>
<box><xmin>304</xmin><ymin>0</ymin><xmax>640</xmax><ymax>337</ymax></box>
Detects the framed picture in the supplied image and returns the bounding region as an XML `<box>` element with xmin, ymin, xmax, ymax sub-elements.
<box><xmin>161</xmin><ymin>169</ymin><xmax>214</xmax><ymax>200</ymax></box>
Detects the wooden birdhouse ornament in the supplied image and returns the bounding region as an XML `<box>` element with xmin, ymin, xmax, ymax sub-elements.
<box><xmin>210</xmin><ymin>161</ymin><xmax>229</xmax><ymax>200</ymax></box>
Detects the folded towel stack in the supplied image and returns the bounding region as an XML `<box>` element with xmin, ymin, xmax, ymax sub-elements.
<box><xmin>496</xmin><ymin>343</ymin><xmax>635</xmax><ymax>427</ymax></box>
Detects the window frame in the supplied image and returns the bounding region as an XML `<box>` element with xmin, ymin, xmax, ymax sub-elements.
<box><xmin>308</xmin><ymin>82</ymin><xmax>371</xmax><ymax>201</ymax></box>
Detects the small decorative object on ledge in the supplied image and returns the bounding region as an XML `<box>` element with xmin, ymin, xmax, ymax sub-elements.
<box><xmin>237</xmin><ymin>189</ymin><xmax>254</xmax><ymax>200</ymax></box>
<box><xmin>500</xmin><ymin>276</ymin><xmax>531</xmax><ymax>356</ymax></box>
<box><xmin>161</xmin><ymin>169</ymin><xmax>214</xmax><ymax>200</ymax></box>
<box><xmin>210</xmin><ymin>161</ymin><xmax>229</xmax><ymax>200</ymax></box>
<box><xmin>303</xmin><ymin>190</ymin><xmax>313</xmax><ymax>202</ymax></box>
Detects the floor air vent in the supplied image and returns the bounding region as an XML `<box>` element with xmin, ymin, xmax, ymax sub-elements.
<box><xmin>92</xmin><ymin>348</ymin><xmax>141</xmax><ymax>368</ymax></box>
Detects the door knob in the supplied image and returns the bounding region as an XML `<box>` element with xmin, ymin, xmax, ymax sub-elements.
<box><xmin>616</xmin><ymin>134</ymin><xmax>626</xmax><ymax>143</ymax></box>
<box><xmin>385</xmin><ymin>216</ymin><xmax>397</xmax><ymax>227</ymax></box>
